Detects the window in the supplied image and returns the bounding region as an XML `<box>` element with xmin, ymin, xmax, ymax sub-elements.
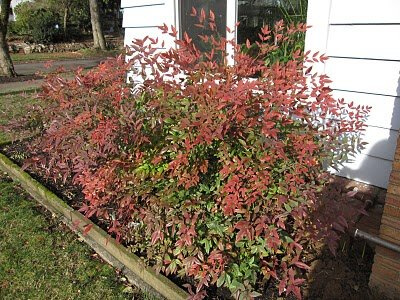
<box><xmin>179</xmin><ymin>0</ymin><xmax>227</xmax><ymax>52</ymax></box>
<box><xmin>237</xmin><ymin>0</ymin><xmax>307</xmax><ymax>44</ymax></box>
<box><xmin>177</xmin><ymin>0</ymin><xmax>307</xmax><ymax>55</ymax></box>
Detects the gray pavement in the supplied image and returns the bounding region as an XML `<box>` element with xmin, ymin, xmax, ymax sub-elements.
<box><xmin>0</xmin><ymin>58</ymin><xmax>106</xmax><ymax>95</ymax></box>
<box><xmin>14</xmin><ymin>58</ymin><xmax>105</xmax><ymax>76</ymax></box>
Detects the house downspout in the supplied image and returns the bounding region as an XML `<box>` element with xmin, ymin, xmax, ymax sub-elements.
<box><xmin>350</xmin><ymin>197</ymin><xmax>400</xmax><ymax>253</ymax></box>
<box><xmin>353</xmin><ymin>228</ymin><xmax>400</xmax><ymax>254</ymax></box>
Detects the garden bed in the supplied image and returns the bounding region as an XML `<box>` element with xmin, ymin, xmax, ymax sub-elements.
<box><xmin>0</xmin><ymin>147</ymin><xmax>188</xmax><ymax>300</ymax></box>
<box><xmin>0</xmin><ymin>139</ymin><xmax>385</xmax><ymax>299</ymax></box>
<box><xmin>0</xmin><ymin>74</ymin><xmax>43</xmax><ymax>84</ymax></box>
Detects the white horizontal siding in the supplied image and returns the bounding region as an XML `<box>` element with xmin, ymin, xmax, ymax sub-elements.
<box><xmin>326</xmin><ymin>58</ymin><xmax>400</xmax><ymax>98</ymax></box>
<box><xmin>327</xmin><ymin>25</ymin><xmax>400</xmax><ymax>61</ymax></box>
<box><xmin>121</xmin><ymin>0</ymin><xmax>164</xmax><ymax>8</ymax></box>
<box><xmin>306</xmin><ymin>0</ymin><xmax>400</xmax><ymax>188</ymax></box>
<box><xmin>334</xmin><ymin>153</ymin><xmax>393</xmax><ymax>188</ymax></box>
<box><xmin>122</xmin><ymin>4</ymin><xmax>166</xmax><ymax>28</ymax></box>
<box><xmin>122</xmin><ymin>0</ymin><xmax>176</xmax><ymax>49</ymax></box>
<box><xmin>332</xmin><ymin>90</ymin><xmax>400</xmax><ymax>130</ymax></box>
<box><xmin>330</xmin><ymin>0</ymin><xmax>400</xmax><ymax>24</ymax></box>
<box><xmin>360</xmin><ymin>127</ymin><xmax>398</xmax><ymax>161</ymax></box>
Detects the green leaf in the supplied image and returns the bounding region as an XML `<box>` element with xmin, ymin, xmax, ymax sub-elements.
<box><xmin>216</xmin><ymin>272</ymin><xmax>226</xmax><ymax>287</ymax></box>
<box><xmin>173</xmin><ymin>247</ymin><xmax>182</xmax><ymax>256</ymax></box>
<box><xmin>284</xmin><ymin>203</ymin><xmax>292</xmax><ymax>212</ymax></box>
<box><xmin>238</xmin><ymin>139</ymin><xmax>247</xmax><ymax>147</ymax></box>
<box><xmin>250</xmin><ymin>291</ymin><xmax>262</xmax><ymax>298</ymax></box>
<box><xmin>225</xmin><ymin>273</ymin><xmax>232</xmax><ymax>287</ymax></box>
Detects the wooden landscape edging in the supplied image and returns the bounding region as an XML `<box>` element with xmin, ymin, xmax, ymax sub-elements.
<box><xmin>0</xmin><ymin>152</ymin><xmax>188</xmax><ymax>300</ymax></box>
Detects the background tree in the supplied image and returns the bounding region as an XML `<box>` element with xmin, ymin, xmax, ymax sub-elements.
<box><xmin>11</xmin><ymin>0</ymin><xmax>91</xmax><ymax>43</ymax></box>
<box><xmin>47</xmin><ymin>0</ymin><xmax>91</xmax><ymax>39</ymax></box>
<box><xmin>0</xmin><ymin>0</ymin><xmax>16</xmax><ymax>77</ymax></box>
<box><xmin>61</xmin><ymin>0</ymin><xmax>70</xmax><ymax>39</ymax></box>
<box><xmin>9</xmin><ymin>0</ymin><xmax>119</xmax><ymax>46</ymax></box>
<box><xmin>89</xmin><ymin>0</ymin><xmax>106</xmax><ymax>49</ymax></box>
<box><xmin>101</xmin><ymin>0</ymin><xmax>122</xmax><ymax>35</ymax></box>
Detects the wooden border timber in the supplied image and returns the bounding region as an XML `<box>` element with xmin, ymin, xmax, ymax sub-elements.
<box><xmin>0</xmin><ymin>152</ymin><xmax>188</xmax><ymax>300</ymax></box>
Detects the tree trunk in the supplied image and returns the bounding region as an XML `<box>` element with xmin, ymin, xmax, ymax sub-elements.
<box><xmin>63</xmin><ymin>6</ymin><xmax>69</xmax><ymax>39</ymax></box>
<box><xmin>89</xmin><ymin>0</ymin><xmax>106</xmax><ymax>50</ymax></box>
<box><xmin>113</xmin><ymin>1</ymin><xmax>121</xmax><ymax>35</ymax></box>
<box><xmin>0</xmin><ymin>0</ymin><xmax>16</xmax><ymax>77</ymax></box>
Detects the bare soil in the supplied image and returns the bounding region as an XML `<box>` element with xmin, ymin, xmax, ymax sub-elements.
<box><xmin>0</xmin><ymin>74</ymin><xmax>43</xmax><ymax>84</ymax></box>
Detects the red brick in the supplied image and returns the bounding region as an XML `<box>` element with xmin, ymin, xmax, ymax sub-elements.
<box><xmin>370</xmin><ymin>273</ymin><xmax>400</xmax><ymax>297</ymax></box>
<box><xmin>387</xmin><ymin>184</ymin><xmax>400</xmax><ymax>197</ymax></box>
<box><xmin>374</xmin><ymin>254</ymin><xmax>400</xmax><ymax>274</ymax></box>
<box><xmin>370</xmin><ymin>134</ymin><xmax>400</xmax><ymax>299</ymax></box>
<box><xmin>381</xmin><ymin>215</ymin><xmax>400</xmax><ymax>230</ymax></box>
<box><xmin>375</xmin><ymin>246</ymin><xmax>400</xmax><ymax>262</ymax></box>
<box><xmin>380</xmin><ymin>224</ymin><xmax>400</xmax><ymax>242</ymax></box>
<box><xmin>392</xmin><ymin>161</ymin><xmax>400</xmax><ymax>172</ymax></box>
<box><xmin>371</xmin><ymin>263</ymin><xmax>399</xmax><ymax>281</ymax></box>
<box><xmin>383</xmin><ymin>204</ymin><xmax>400</xmax><ymax>219</ymax></box>
<box><xmin>386</xmin><ymin>193</ymin><xmax>400</xmax><ymax>207</ymax></box>
<box><xmin>390</xmin><ymin>171</ymin><xmax>400</xmax><ymax>185</ymax></box>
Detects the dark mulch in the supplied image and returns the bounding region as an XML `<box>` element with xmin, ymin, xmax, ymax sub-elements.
<box><xmin>305</xmin><ymin>236</ymin><xmax>382</xmax><ymax>300</ymax></box>
<box><xmin>0</xmin><ymin>74</ymin><xmax>43</xmax><ymax>84</ymax></box>
<box><xmin>0</xmin><ymin>139</ymin><xmax>389</xmax><ymax>300</ymax></box>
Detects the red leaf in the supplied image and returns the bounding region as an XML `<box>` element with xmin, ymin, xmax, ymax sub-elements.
<box><xmin>190</xmin><ymin>6</ymin><xmax>197</xmax><ymax>17</ymax></box>
<box><xmin>293</xmin><ymin>261</ymin><xmax>310</xmax><ymax>270</ymax></box>
<box><xmin>209</xmin><ymin>10</ymin><xmax>215</xmax><ymax>22</ymax></box>
<box><xmin>246</xmin><ymin>39</ymin><xmax>251</xmax><ymax>49</ymax></box>
<box><xmin>83</xmin><ymin>223</ymin><xmax>93</xmax><ymax>236</ymax></box>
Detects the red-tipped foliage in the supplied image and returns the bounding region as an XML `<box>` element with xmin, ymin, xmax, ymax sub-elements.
<box><xmin>26</xmin><ymin>15</ymin><xmax>370</xmax><ymax>300</ymax></box>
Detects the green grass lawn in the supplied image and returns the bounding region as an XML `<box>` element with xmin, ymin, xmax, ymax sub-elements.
<box><xmin>11</xmin><ymin>49</ymin><xmax>121</xmax><ymax>63</ymax></box>
<box><xmin>0</xmin><ymin>92</ymin><xmax>40</xmax><ymax>143</ymax></box>
<box><xmin>0</xmin><ymin>173</ymin><xmax>131</xmax><ymax>299</ymax></box>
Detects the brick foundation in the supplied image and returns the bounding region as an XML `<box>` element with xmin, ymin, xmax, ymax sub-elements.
<box><xmin>369</xmin><ymin>134</ymin><xmax>400</xmax><ymax>299</ymax></box>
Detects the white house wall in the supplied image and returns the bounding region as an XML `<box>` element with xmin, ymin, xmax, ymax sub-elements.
<box><xmin>306</xmin><ymin>0</ymin><xmax>400</xmax><ymax>188</ymax></box>
<box><xmin>327</xmin><ymin>25</ymin><xmax>400</xmax><ymax>61</ymax></box>
<box><xmin>121</xmin><ymin>0</ymin><xmax>177</xmax><ymax>50</ymax></box>
<box><xmin>329</xmin><ymin>0</ymin><xmax>400</xmax><ymax>24</ymax></box>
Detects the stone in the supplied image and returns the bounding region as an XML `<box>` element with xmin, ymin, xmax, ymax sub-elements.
<box><xmin>7</xmin><ymin>41</ymin><xmax>92</xmax><ymax>55</ymax></box>
<box><xmin>23</xmin><ymin>45</ymin><xmax>32</xmax><ymax>54</ymax></box>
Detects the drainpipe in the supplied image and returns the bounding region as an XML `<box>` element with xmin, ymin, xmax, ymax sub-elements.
<box><xmin>353</xmin><ymin>228</ymin><xmax>400</xmax><ymax>254</ymax></box>
<box><xmin>350</xmin><ymin>197</ymin><xmax>400</xmax><ymax>253</ymax></box>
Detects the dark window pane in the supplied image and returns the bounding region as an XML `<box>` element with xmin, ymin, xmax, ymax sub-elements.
<box><xmin>237</xmin><ymin>0</ymin><xmax>307</xmax><ymax>44</ymax></box>
<box><xmin>180</xmin><ymin>0</ymin><xmax>227</xmax><ymax>52</ymax></box>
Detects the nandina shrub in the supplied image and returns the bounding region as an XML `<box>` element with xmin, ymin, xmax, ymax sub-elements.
<box><xmin>26</xmin><ymin>12</ymin><xmax>370</xmax><ymax>300</ymax></box>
